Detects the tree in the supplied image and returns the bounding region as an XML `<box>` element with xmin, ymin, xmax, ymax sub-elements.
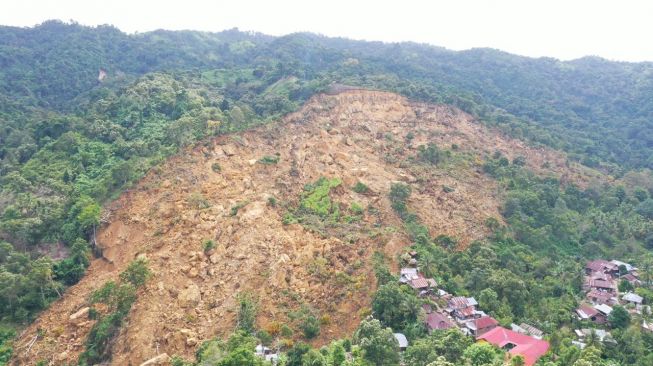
<box><xmin>301</xmin><ymin>349</ymin><xmax>327</xmax><ymax>366</ymax></box>
<box><xmin>608</xmin><ymin>305</ymin><xmax>630</xmax><ymax>329</ymax></box>
<box><xmin>353</xmin><ymin>318</ymin><xmax>400</xmax><ymax>366</ymax></box>
<box><xmin>119</xmin><ymin>258</ymin><xmax>150</xmax><ymax>287</ymax></box>
<box><xmin>463</xmin><ymin>343</ymin><xmax>498</xmax><ymax>366</ymax></box>
<box><xmin>236</xmin><ymin>293</ymin><xmax>258</xmax><ymax>334</ymax></box>
<box><xmin>426</xmin><ymin>356</ymin><xmax>454</xmax><ymax>366</ymax></box>
<box><xmin>619</xmin><ymin>279</ymin><xmax>634</xmax><ymax>293</ymax></box>
<box><xmin>511</xmin><ymin>355</ymin><xmax>525</xmax><ymax>366</ymax></box>
<box><xmin>372</xmin><ymin>283</ymin><xmax>420</xmax><ymax>330</ymax></box>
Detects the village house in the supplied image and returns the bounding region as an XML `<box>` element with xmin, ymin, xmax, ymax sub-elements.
<box><xmin>586</xmin><ymin>289</ymin><xmax>617</xmax><ymax>305</ymax></box>
<box><xmin>393</xmin><ymin>333</ymin><xmax>408</xmax><ymax>351</ymax></box>
<box><xmin>585</xmin><ymin>259</ymin><xmax>618</xmax><ymax>276</ymax></box>
<box><xmin>586</xmin><ymin>277</ymin><xmax>617</xmax><ymax>293</ymax></box>
<box><xmin>477</xmin><ymin>327</ymin><xmax>550</xmax><ymax>366</ymax></box>
<box><xmin>621</xmin><ymin>273</ymin><xmax>642</xmax><ymax>286</ymax></box>
<box><xmin>255</xmin><ymin>344</ymin><xmax>279</xmax><ymax>364</ymax></box>
<box><xmin>610</xmin><ymin>260</ymin><xmax>635</xmax><ymax>273</ymax></box>
<box><xmin>574</xmin><ymin>329</ymin><xmax>616</xmax><ymax>345</ymax></box>
<box><xmin>622</xmin><ymin>292</ymin><xmax>643</xmax><ymax>306</ymax></box>
<box><xmin>576</xmin><ymin>304</ymin><xmax>607</xmax><ymax>324</ymax></box>
<box><xmin>511</xmin><ymin>323</ymin><xmax>544</xmax><ymax>340</ymax></box>
<box><xmin>585</xmin><ymin>259</ymin><xmax>619</xmax><ymax>275</ymax></box>
<box><xmin>408</xmin><ymin>277</ymin><xmax>437</xmax><ymax>294</ymax></box>
<box><xmin>426</xmin><ymin>312</ymin><xmax>455</xmax><ymax>333</ymax></box>
<box><xmin>465</xmin><ymin>316</ymin><xmax>498</xmax><ymax>336</ymax></box>
<box><xmin>399</xmin><ymin>268</ymin><xmax>419</xmax><ymax>284</ymax></box>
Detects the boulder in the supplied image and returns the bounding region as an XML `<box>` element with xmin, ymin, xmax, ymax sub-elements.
<box><xmin>178</xmin><ymin>283</ymin><xmax>201</xmax><ymax>308</ymax></box>
<box><xmin>139</xmin><ymin>353</ymin><xmax>170</xmax><ymax>366</ymax></box>
<box><xmin>69</xmin><ymin>307</ymin><xmax>90</xmax><ymax>324</ymax></box>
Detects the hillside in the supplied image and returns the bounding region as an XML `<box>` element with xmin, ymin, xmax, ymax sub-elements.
<box><xmin>1</xmin><ymin>21</ymin><xmax>653</xmax><ymax>366</ymax></box>
<box><xmin>9</xmin><ymin>90</ymin><xmax>606</xmax><ymax>365</ymax></box>
<box><xmin>1</xmin><ymin>21</ymin><xmax>653</xmax><ymax>172</ymax></box>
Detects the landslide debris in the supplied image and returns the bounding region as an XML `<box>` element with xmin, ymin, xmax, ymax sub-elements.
<box><xmin>12</xmin><ymin>90</ymin><xmax>602</xmax><ymax>365</ymax></box>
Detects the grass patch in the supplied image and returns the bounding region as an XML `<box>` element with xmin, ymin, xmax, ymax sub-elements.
<box><xmin>258</xmin><ymin>155</ymin><xmax>280</xmax><ymax>165</ymax></box>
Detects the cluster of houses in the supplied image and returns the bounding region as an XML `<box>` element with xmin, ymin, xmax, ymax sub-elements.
<box><xmin>397</xmin><ymin>252</ymin><xmax>550</xmax><ymax>366</ymax></box>
<box><xmin>573</xmin><ymin>259</ymin><xmax>650</xmax><ymax>348</ymax></box>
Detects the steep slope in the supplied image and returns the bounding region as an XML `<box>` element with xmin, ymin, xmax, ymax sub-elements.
<box><xmin>11</xmin><ymin>90</ymin><xmax>605</xmax><ymax>365</ymax></box>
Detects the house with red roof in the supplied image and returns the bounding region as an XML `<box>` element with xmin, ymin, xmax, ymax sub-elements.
<box><xmin>425</xmin><ymin>312</ymin><xmax>454</xmax><ymax>333</ymax></box>
<box><xmin>477</xmin><ymin>327</ymin><xmax>550</xmax><ymax>366</ymax></box>
<box><xmin>465</xmin><ymin>316</ymin><xmax>499</xmax><ymax>336</ymax></box>
<box><xmin>575</xmin><ymin>304</ymin><xmax>607</xmax><ymax>324</ymax></box>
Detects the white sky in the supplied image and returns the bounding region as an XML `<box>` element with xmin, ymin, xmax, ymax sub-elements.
<box><xmin>2</xmin><ymin>0</ymin><xmax>652</xmax><ymax>62</ymax></box>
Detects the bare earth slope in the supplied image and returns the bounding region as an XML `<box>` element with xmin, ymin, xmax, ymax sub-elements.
<box><xmin>12</xmin><ymin>91</ymin><xmax>605</xmax><ymax>365</ymax></box>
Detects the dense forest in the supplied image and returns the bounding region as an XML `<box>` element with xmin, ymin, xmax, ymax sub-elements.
<box><xmin>1</xmin><ymin>20</ymin><xmax>653</xmax><ymax>365</ymax></box>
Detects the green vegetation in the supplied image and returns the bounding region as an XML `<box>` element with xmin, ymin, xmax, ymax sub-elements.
<box><xmin>258</xmin><ymin>155</ymin><xmax>280</xmax><ymax>165</ymax></box>
<box><xmin>79</xmin><ymin>259</ymin><xmax>150</xmax><ymax>365</ymax></box>
<box><xmin>203</xmin><ymin>239</ymin><xmax>216</xmax><ymax>253</ymax></box>
<box><xmin>353</xmin><ymin>182</ymin><xmax>370</xmax><ymax>194</ymax></box>
<box><xmin>236</xmin><ymin>293</ymin><xmax>258</xmax><ymax>334</ymax></box>
<box><xmin>299</xmin><ymin>177</ymin><xmax>342</xmax><ymax>218</ymax></box>
<box><xmin>1</xmin><ymin>21</ymin><xmax>653</xmax><ymax>365</ymax></box>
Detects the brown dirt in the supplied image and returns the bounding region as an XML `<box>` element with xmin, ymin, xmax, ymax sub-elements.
<box><xmin>11</xmin><ymin>90</ymin><xmax>607</xmax><ymax>365</ymax></box>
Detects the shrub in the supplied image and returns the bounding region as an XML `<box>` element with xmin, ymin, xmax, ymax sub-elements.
<box><xmin>280</xmin><ymin>324</ymin><xmax>294</xmax><ymax>338</ymax></box>
<box><xmin>230</xmin><ymin>201</ymin><xmax>249</xmax><ymax>216</ymax></box>
<box><xmin>350</xmin><ymin>202</ymin><xmax>364</xmax><ymax>215</ymax></box>
<box><xmin>267</xmin><ymin>196</ymin><xmax>277</xmax><ymax>207</ymax></box>
<box><xmin>188</xmin><ymin>192</ymin><xmax>211</xmax><ymax>209</ymax></box>
<box><xmin>353</xmin><ymin>182</ymin><xmax>369</xmax><ymax>194</ymax></box>
<box><xmin>211</xmin><ymin>162</ymin><xmax>221</xmax><ymax>172</ymax></box>
<box><xmin>258</xmin><ymin>155</ymin><xmax>280</xmax><ymax>165</ymax></box>
<box><xmin>203</xmin><ymin>239</ymin><xmax>215</xmax><ymax>252</ymax></box>
<box><xmin>119</xmin><ymin>258</ymin><xmax>151</xmax><ymax>287</ymax></box>
<box><xmin>300</xmin><ymin>177</ymin><xmax>342</xmax><ymax>217</ymax></box>
<box><xmin>300</xmin><ymin>315</ymin><xmax>321</xmax><ymax>339</ymax></box>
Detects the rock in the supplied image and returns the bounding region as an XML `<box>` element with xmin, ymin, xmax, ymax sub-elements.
<box><xmin>186</xmin><ymin>337</ymin><xmax>198</xmax><ymax>347</ymax></box>
<box><xmin>139</xmin><ymin>353</ymin><xmax>170</xmax><ymax>366</ymax></box>
<box><xmin>178</xmin><ymin>283</ymin><xmax>201</xmax><ymax>308</ymax></box>
<box><xmin>188</xmin><ymin>267</ymin><xmax>199</xmax><ymax>278</ymax></box>
<box><xmin>69</xmin><ymin>307</ymin><xmax>89</xmax><ymax>323</ymax></box>
<box><xmin>222</xmin><ymin>144</ymin><xmax>237</xmax><ymax>156</ymax></box>
<box><xmin>57</xmin><ymin>351</ymin><xmax>69</xmax><ymax>361</ymax></box>
<box><xmin>210</xmin><ymin>253</ymin><xmax>220</xmax><ymax>264</ymax></box>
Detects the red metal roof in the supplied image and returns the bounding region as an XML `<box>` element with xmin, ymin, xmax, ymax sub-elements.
<box><xmin>475</xmin><ymin>316</ymin><xmax>499</xmax><ymax>329</ymax></box>
<box><xmin>478</xmin><ymin>327</ymin><xmax>550</xmax><ymax>366</ymax></box>
<box><xmin>409</xmin><ymin>278</ymin><xmax>430</xmax><ymax>289</ymax></box>
<box><xmin>456</xmin><ymin>306</ymin><xmax>475</xmax><ymax>318</ymax></box>
<box><xmin>449</xmin><ymin>296</ymin><xmax>471</xmax><ymax>309</ymax></box>
<box><xmin>426</xmin><ymin>312</ymin><xmax>454</xmax><ymax>330</ymax></box>
<box><xmin>577</xmin><ymin>304</ymin><xmax>599</xmax><ymax>318</ymax></box>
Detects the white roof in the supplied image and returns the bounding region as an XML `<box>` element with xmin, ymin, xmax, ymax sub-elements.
<box><xmin>622</xmin><ymin>292</ymin><xmax>643</xmax><ymax>304</ymax></box>
<box><xmin>393</xmin><ymin>333</ymin><xmax>409</xmax><ymax>348</ymax></box>
<box><xmin>610</xmin><ymin>260</ymin><xmax>634</xmax><ymax>272</ymax></box>
<box><xmin>466</xmin><ymin>297</ymin><xmax>478</xmax><ymax>306</ymax></box>
<box><xmin>594</xmin><ymin>304</ymin><xmax>613</xmax><ymax>315</ymax></box>
<box><xmin>255</xmin><ymin>344</ymin><xmax>270</xmax><ymax>355</ymax></box>
<box><xmin>401</xmin><ymin>268</ymin><xmax>418</xmax><ymax>275</ymax></box>
<box><xmin>578</xmin><ymin>328</ymin><xmax>611</xmax><ymax>342</ymax></box>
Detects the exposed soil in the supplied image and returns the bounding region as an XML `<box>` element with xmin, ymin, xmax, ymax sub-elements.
<box><xmin>12</xmin><ymin>90</ymin><xmax>606</xmax><ymax>365</ymax></box>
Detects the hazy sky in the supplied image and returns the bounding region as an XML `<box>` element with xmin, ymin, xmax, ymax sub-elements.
<box><xmin>2</xmin><ymin>0</ymin><xmax>652</xmax><ymax>62</ymax></box>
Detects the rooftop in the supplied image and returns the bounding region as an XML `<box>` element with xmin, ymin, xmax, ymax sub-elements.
<box><xmin>478</xmin><ymin>327</ymin><xmax>550</xmax><ymax>366</ymax></box>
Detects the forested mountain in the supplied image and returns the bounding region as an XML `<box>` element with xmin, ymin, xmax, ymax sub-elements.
<box><xmin>2</xmin><ymin>21</ymin><xmax>653</xmax><ymax>170</ymax></box>
<box><xmin>1</xmin><ymin>20</ymin><xmax>653</xmax><ymax>366</ymax></box>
